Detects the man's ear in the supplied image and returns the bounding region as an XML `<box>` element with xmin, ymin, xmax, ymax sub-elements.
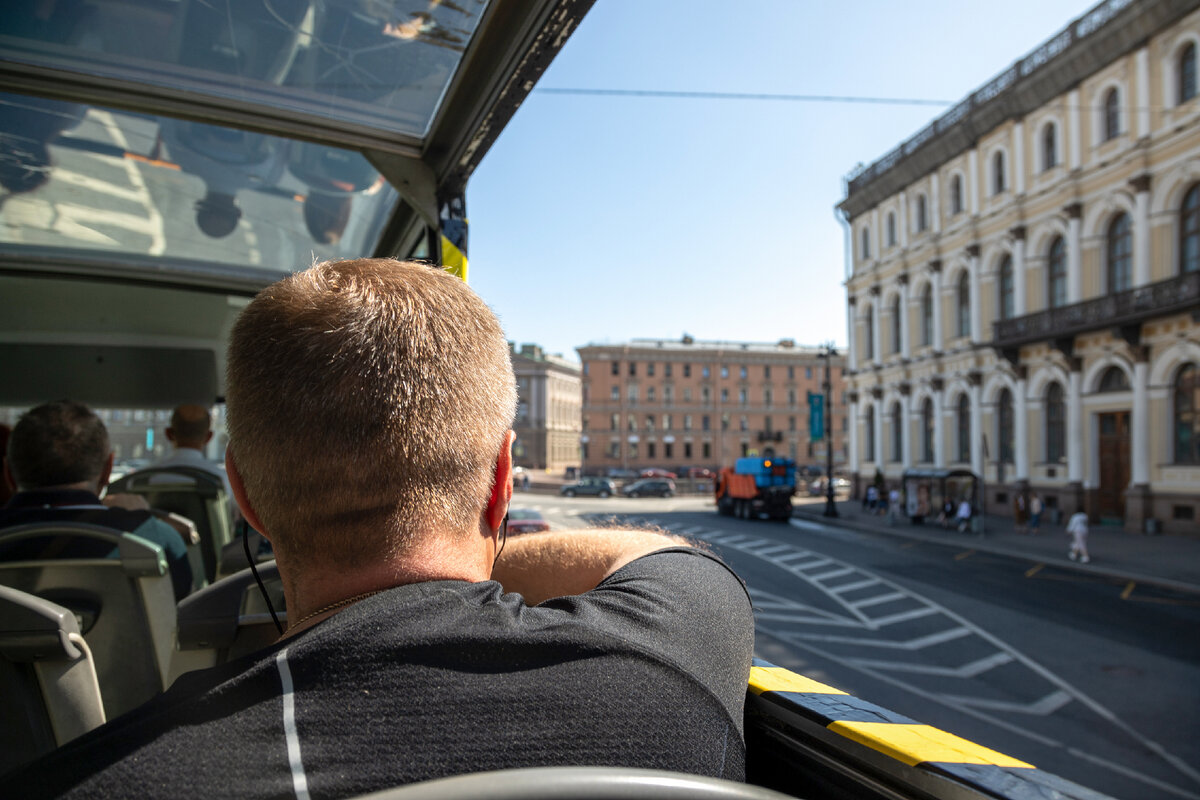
<box><xmin>225</xmin><ymin>449</ymin><xmax>270</xmax><ymax>540</ymax></box>
<box><xmin>484</xmin><ymin>430</ymin><xmax>516</xmax><ymax>533</ymax></box>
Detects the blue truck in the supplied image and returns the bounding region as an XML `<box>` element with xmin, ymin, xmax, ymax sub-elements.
<box><xmin>714</xmin><ymin>452</ymin><xmax>797</xmax><ymax>521</ymax></box>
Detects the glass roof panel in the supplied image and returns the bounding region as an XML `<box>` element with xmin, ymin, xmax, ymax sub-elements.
<box><xmin>0</xmin><ymin>0</ymin><xmax>490</xmax><ymax>138</ymax></box>
<box><xmin>0</xmin><ymin>93</ymin><xmax>399</xmax><ymax>275</ymax></box>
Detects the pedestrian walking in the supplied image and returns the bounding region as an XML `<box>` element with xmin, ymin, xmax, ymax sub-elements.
<box><xmin>1028</xmin><ymin>493</ymin><xmax>1042</xmax><ymax>534</ymax></box>
<box><xmin>887</xmin><ymin>487</ymin><xmax>901</xmax><ymax>526</ymax></box>
<box><xmin>866</xmin><ymin>485</ymin><xmax>878</xmax><ymax>514</ymax></box>
<box><xmin>1013</xmin><ymin>493</ymin><xmax>1027</xmax><ymax>533</ymax></box>
<box><xmin>1066</xmin><ymin>506</ymin><xmax>1091</xmax><ymax>563</ymax></box>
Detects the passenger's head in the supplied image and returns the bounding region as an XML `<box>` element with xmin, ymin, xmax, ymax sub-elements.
<box><xmin>5</xmin><ymin>401</ymin><xmax>110</xmax><ymax>492</ymax></box>
<box><xmin>168</xmin><ymin>404</ymin><xmax>213</xmax><ymax>449</ymax></box>
<box><xmin>195</xmin><ymin>192</ymin><xmax>241</xmax><ymax>238</ymax></box>
<box><xmin>226</xmin><ymin>258</ymin><xmax>517</xmax><ymax>567</ymax></box>
<box><xmin>303</xmin><ymin>192</ymin><xmax>351</xmax><ymax>244</ymax></box>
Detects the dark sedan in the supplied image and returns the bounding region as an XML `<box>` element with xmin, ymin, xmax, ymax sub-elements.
<box><xmin>507</xmin><ymin>508</ymin><xmax>550</xmax><ymax>534</ymax></box>
<box><xmin>620</xmin><ymin>479</ymin><xmax>675</xmax><ymax>498</ymax></box>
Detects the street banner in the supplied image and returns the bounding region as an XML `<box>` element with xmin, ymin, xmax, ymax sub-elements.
<box><xmin>809</xmin><ymin>393</ymin><xmax>825</xmax><ymax>440</ymax></box>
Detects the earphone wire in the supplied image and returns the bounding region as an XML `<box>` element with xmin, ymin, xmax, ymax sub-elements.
<box><xmin>244</xmin><ymin>523</ymin><xmax>284</xmax><ymax>635</ymax></box>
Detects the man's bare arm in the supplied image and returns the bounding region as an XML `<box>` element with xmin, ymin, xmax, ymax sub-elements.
<box><xmin>490</xmin><ymin>528</ymin><xmax>693</xmax><ymax>605</ymax></box>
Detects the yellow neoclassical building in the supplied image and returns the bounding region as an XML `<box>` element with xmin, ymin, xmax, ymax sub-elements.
<box><xmin>839</xmin><ymin>0</ymin><xmax>1200</xmax><ymax>534</ymax></box>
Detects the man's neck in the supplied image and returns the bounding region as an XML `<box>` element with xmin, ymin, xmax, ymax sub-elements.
<box><xmin>278</xmin><ymin>533</ymin><xmax>491</xmax><ymax>640</ymax></box>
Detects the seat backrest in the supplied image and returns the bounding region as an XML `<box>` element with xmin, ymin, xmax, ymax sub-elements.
<box><xmin>109</xmin><ymin>466</ymin><xmax>231</xmax><ymax>585</ymax></box>
<box><xmin>0</xmin><ymin>585</ymin><xmax>106</xmax><ymax>775</ymax></box>
<box><xmin>171</xmin><ymin>560</ymin><xmax>284</xmax><ymax>683</ymax></box>
<box><xmin>0</xmin><ymin>523</ymin><xmax>177</xmax><ymax>720</ymax></box>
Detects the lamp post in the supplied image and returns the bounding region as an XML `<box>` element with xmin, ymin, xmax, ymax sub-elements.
<box><xmin>819</xmin><ymin>343</ymin><xmax>839</xmax><ymax>518</ymax></box>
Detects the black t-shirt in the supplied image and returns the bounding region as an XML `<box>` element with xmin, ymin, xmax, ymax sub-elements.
<box><xmin>2</xmin><ymin>547</ymin><xmax>754</xmax><ymax>799</ymax></box>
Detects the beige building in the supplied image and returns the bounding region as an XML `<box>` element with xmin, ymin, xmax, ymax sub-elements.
<box><xmin>577</xmin><ymin>337</ymin><xmax>846</xmax><ymax>476</ymax></box>
<box><xmin>510</xmin><ymin>344</ymin><xmax>582</xmax><ymax>475</ymax></box>
<box><xmin>839</xmin><ymin>0</ymin><xmax>1200</xmax><ymax>534</ymax></box>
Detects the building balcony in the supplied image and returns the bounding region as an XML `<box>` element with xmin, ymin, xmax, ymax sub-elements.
<box><xmin>992</xmin><ymin>272</ymin><xmax>1200</xmax><ymax>361</ymax></box>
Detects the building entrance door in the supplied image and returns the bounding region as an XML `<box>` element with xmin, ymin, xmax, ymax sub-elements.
<box><xmin>1097</xmin><ymin>411</ymin><xmax>1130</xmax><ymax>520</ymax></box>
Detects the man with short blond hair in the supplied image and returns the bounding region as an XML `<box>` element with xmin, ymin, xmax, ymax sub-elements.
<box><xmin>7</xmin><ymin>259</ymin><xmax>753</xmax><ymax>798</ymax></box>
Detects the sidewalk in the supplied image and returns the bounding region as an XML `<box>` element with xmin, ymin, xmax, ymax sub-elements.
<box><xmin>792</xmin><ymin>497</ymin><xmax>1200</xmax><ymax>596</ymax></box>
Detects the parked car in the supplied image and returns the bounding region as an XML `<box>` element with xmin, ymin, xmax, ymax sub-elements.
<box><xmin>684</xmin><ymin>467</ymin><xmax>714</xmax><ymax>479</ymax></box>
<box><xmin>640</xmin><ymin>468</ymin><xmax>677</xmax><ymax>479</ymax></box>
<box><xmin>506</xmin><ymin>508</ymin><xmax>549</xmax><ymax>534</ymax></box>
<box><xmin>560</xmin><ymin>478</ymin><xmax>616</xmax><ymax>498</ymax></box>
<box><xmin>621</xmin><ymin>478</ymin><xmax>676</xmax><ymax>498</ymax></box>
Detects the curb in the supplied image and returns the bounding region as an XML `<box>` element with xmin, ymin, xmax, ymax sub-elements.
<box><xmin>790</xmin><ymin>509</ymin><xmax>1200</xmax><ymax>598</ymax></box>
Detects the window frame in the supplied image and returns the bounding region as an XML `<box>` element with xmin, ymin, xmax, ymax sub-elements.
<box><xmin>1181</xmin><ymin>184</ymin><xmax>1200</xmax><ymax>274</ymax></box>
<box><xmin>1103</xmin><ymin>87</ymin><xmax>1121</xmax><ymax>141</ymax></box>
<box><xmin>1174</xmin><ymin>363</ymin><xmax>1200</xmax><ymax>464</ymax></box>
<box><xmin>1047</xmin><ymin>236</ymin><xmax>1067</xmax><ymax>309</ymax></box>
<box><xmin>1106</xmin><ymin>212</ymin><xmax>1132</xmax><ymax>292</ymax></box>
<box><xmin>998</xmin><ymin>255</ymin><xmax>1015</xmax><ymax>321</ymax></box>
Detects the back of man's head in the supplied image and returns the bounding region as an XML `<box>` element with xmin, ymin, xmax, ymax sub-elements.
<box><xmin>7</xmin><ymin>401</ymin><xmax>110</xmax><ymax>491</ymax></box>
<box><xmin>170</xmin><ymin>404</ymin><xmax>212</xmax><ymax>448</ymax></box>
<box><xmin>226</xmin><ymin>259</ymin><xmax>517</xmax><ymax>568</ymax></box>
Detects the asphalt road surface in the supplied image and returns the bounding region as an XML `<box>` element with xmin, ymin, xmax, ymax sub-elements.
<box><xmin>516</xmin><ymin>493</ymin><xmax>1200</xmax><ymax>800</ymax></box>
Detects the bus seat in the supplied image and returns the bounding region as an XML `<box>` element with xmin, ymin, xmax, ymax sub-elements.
<box><xmin>172</xmin><ymin>560</ymin><xmax>283</xmax><ymax>682</ymax></box>
<box><xmin>0</xmin><ymin>585</ymin><xmax>106</xmax><ymax>776</ymax></box>
<box><xmin>109</xmin><ymin>466</ymin><xmax>232</xmax><ymax>585</ymax></box>
<box><xmin>0</xmin><ymin>523</ymin><xmax>177</xmax><ymax>720</ymax></box>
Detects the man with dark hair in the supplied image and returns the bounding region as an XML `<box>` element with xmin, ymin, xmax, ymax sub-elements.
<box><xmin>2</xmin><ymin>260</ymin><xmax>754</xmax><ymax>798</ymax></box>
<box><xmin>0</xmin><ymin>400</ymin><xmax>193</xmax><ymax>600</ymax></box>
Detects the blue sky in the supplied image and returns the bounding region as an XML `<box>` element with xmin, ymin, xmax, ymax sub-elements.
<box><xmin>467</xmin><ymin>0</ymin><xmax>1093</xmax><ymax>361</ymax></box>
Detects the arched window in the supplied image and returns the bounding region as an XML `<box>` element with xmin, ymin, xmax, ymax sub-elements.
<box><xmin>997</xmin><ymin>388</ymin><xmax>1014</xmax><ymax>463</ymax></box>
<box><xmin>916</xmin><ymin>194</ymin><xmax>928</xmax><ymax>232</ymax></box>
<box><xmin>1046</xmin><ymin>383</ymin><xmax>1065</xmax><ymax>463</ymax></box>
<box><xmin>920</xmin><ymin>284</ymin><xmax>933</xmax><ymax>347</ymax></box>
<box><xmin>998</xmin><ymin>255</ymin><xmax>1015</xmax><ymax>320</ymax></box>
<box><xmin>921</xmin><ymin>397</ymin><xmax>934</xmax><ymax>463</ymax></box>
<box><xmin>891</xmin><ymin>402</ymin><xmax>903</xmax><ymax>462</ymax></box>
<box><xmin>1047</xmin><ymin>236</ymin><xmax>1067</xmax><ymax>308</ymax></box>
<box><xmin>1042</xmin><ymin>123</ymin><xmax>1057</xmax><ymax>171</ymax></box>
<box><xmin>865</xmin><ymin>405</ymin><xmax>876</xmax><ymax>462</ymax></box>
<box><xmin>1098</xmin><ymin>366</ymin><xmax>1130</xmax><ymax>393</ymax></box>
<box><xmin>1180</xmin><ymin>43</ymin><xmax>1197</xmax><ymax>104</ymax></box>
<box><xmin>1175</xmin><ymin>363</ymin><xmax>1200</xmax><ymax>463</ymax></box>
<box><xmin>1107</xmin><ymin>212</ymin><xmax>1132</xmax><ymax>292</ymax></box>
<box><xmin>887</xmin><ymin>212</ymin><xmax>897</xmax><ymax>246</ymax></box>
<box><xmin>861</xmin><ymin>227</ymin><xmax>871</xmax><ymax>260</ymax></box>
<box><xmin>1103</xmin><ymin>88</ymin><xmax>1121</xmax><ymax>141</ymax></box>
<box><xmin>993</xmin><ymin>151</ymin><xmax>1006</xmax><ymax>195</ymax></box>
<box><xmin>863</xmin><ymin>304</ymin><xmax>874</xmax><ymax>360</ymax></box>
<box><xmin>889</xmin><ymin>295</ymin><xmax>901</xmax><ymax>354</ymax></box>
<box><xmin>1181</xmin><ymin>184</ymin><xmax>1200</xmax><ymax>274</ymax></box>
<box><xmin>950</xmin><ymin>174</ymin><xmax>963</xmax><ymax>216</ymax></box>
<box><xmin>956</xmin><ymin>394</ymin><xmax>971</xmax><ymax>463</ymax></box>
<box><xmin>956</xmin><ymin>272</ymin><xmax>971</xmax><ymax>338</ymax></box>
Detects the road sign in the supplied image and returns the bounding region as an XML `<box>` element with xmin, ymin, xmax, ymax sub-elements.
<box><xmin>808</xmin><ymin>393</ymin><xmax>825</xmax><ymax>440</ymax></box>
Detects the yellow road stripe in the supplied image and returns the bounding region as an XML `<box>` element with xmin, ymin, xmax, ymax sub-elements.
<box><xmin>829</xmin><ymin>722</ymin><xmax>1035</xmax><ymax>768</ymax></box>
<box><xmin>954</xmin><ymin>549</ymin><xmax>976</xmax><ymax>561</ymax></box>
<box><xmin>1121</xmin><ymin>581</ymin><xmax>1136</xmax><ymax>600</ymax></box>
<box><xmin>748</xmin><ymin>666</ymin><xmax>846</xmax><ymax>696</ymax></box>
<box><xmin>1025</xmin><ymin>563</ymin><xmax>1045</xmax><ymax>578</ymax></box>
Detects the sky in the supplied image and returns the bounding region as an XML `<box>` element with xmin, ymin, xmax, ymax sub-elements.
<box><xmin>466</xmin><ymin>0</ymin><xmax>1095</xmax><ymax>362</ymax></box>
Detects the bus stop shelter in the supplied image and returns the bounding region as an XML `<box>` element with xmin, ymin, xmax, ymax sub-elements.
<box><xmin>901</xmin><ymin>469</ymin><xmax>979</xmax><ymax>524</ymax></box>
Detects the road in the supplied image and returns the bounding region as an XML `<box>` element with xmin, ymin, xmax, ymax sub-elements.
<box><xmin>511</xmin><ymin>492</ymin><xmax>1200</xmax><ymax>800</ymax></box>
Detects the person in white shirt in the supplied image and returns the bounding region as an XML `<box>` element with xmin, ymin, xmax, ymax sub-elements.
<box><xmin>1065</xmin><ymin>506</ymin><xmax>1090</xmax><ymax>563</ymax></box>
<box><xmin>152</xmin><ymin>404</ymin><xmax>238</xmax><ymax>522</ymax></box>
<box><xmin>955</xmin><ymin>499</ymin><xmax>972</xmax><ymax>532</ymax></box>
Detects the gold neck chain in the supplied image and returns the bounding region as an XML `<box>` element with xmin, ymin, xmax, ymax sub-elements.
<box><xmin>288</xmin><ymin>589</ymin><xmax>383</xmax><ymax>631</ymax></box>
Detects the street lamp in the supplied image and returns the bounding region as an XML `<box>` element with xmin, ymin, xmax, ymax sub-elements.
<box><xmin>819</xmin><ymin>343</ymin><xmax>839</xmax><ymax>518</ymax></box>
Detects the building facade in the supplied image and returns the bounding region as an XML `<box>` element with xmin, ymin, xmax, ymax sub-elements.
<box><xmin>510</xmin><ymin>343</ymin><xmax>582</xmax><ymax>475</ymax></box>
<box><xmin>577</xmin><ymin>337</ymin><xmax>846</xmax><ymax>476</ymax></box>
<box><xmin>839</xmin><ymin>0</ymin><xmax>1200</xmax><ymax>534</ymax></box>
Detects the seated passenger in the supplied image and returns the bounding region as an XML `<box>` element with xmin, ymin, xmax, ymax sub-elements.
<box><xmin>0</xmin><ymin>401</ymin><xmax>193</xmax><ymax>600</ymax></box>
<box><xmin>150</xmin><ymin>402</ymin><xmax>237</xmax><ymax>513</ymax></box>
<box><xmin>1</xmin><ymin>260</ymin><xmax>754</xmax><ymax>798</ymax></box>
